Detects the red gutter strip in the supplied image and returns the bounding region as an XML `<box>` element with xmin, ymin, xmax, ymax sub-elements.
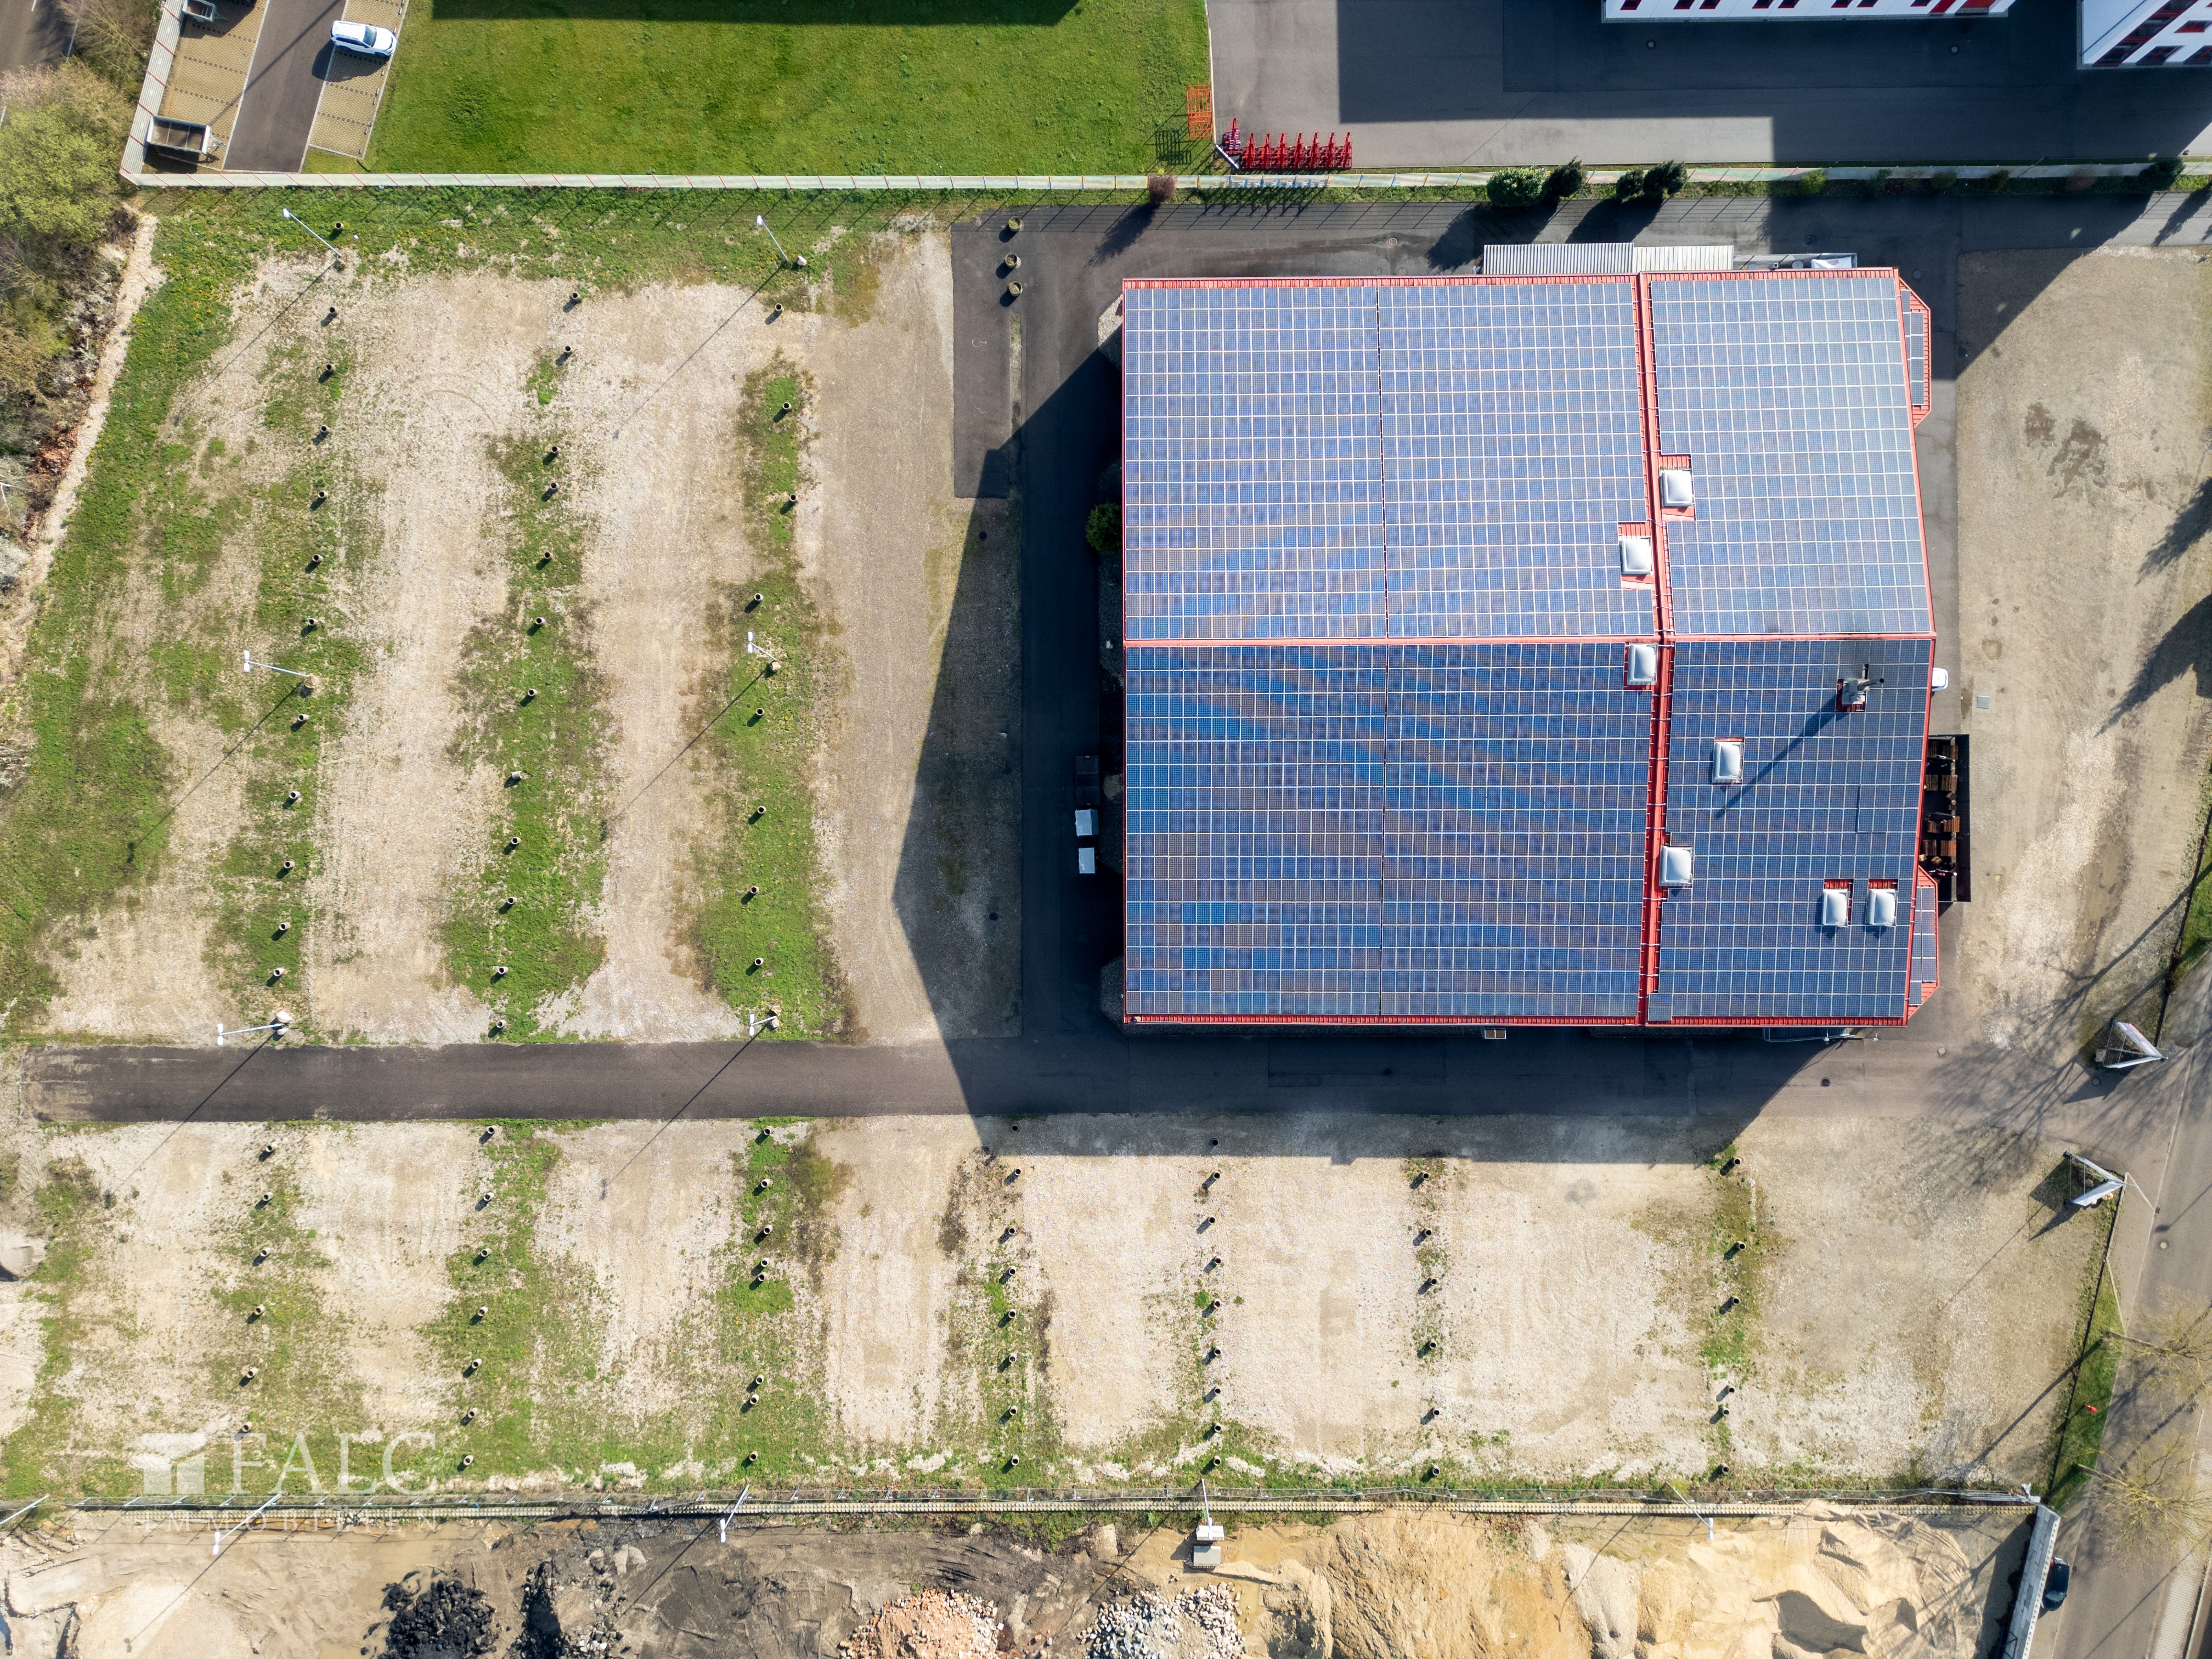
<box><xmin>1121</xmin><ymin>275</ymin><xmax>1636</xmax><ymax>291</ymax></box>
<box><xmin>1632</xmin><ymin>272</ymin><xmax>1674</xmax><ymax>1023</ymax></box>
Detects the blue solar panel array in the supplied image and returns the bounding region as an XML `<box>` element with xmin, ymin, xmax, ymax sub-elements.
<box><xmin>1649</xmin><ymin>275</ymin><xmax>1929</xmax><ymax>637</ymax></box>
<box><xmin>1119</xmin><ymin>274</ymin><xmax>1937</xmax><ymax>1025</ymax></box>
<box><xmin>1900</xmin><ymin>289</ymin><xmax>1928</xmax><ymax>415</ymax></box>
<box><xmin>1123</xmin><ymin>281</ymin><xmax>1657</xmax><ymax>643</ymax></box>
<box><xmin>1651</xmin><ymin>639</ymin><xmax>1930</xmax><ymax>1023</ymax></box>
<box><xmin>1124</xmin><ymin>643</ymin><xmax>1649</xmax><ymax>1019</ymax></box>
<box><xmin>1123</xmin><ymin>285</ymin><xmax>1387</xmax><ymax>641</ymax></box>
<box><xmin>1380</xmin><ymin>284</ymin><xmax>1654</xmax><ymax>639</ymax></box>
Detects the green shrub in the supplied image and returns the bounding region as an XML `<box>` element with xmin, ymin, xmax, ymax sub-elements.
<box><xmin>1545</xmin><ymin>158</ymin><xmax>1585</xmax><ymax>200</ymax></box>
<box><xmin>1613</xmin><ymin>168</ymin><xmax>1647</xmax><ymax>202</ymax></box>
<box><xmin>1793</xmin><ymin>168</ymin><xmax>1826</xmax><ymax>197</ymax></box>
<box><xmin>1650</xmin><ymin>160</ymin><xmax>1689</xmax><ymax>196</ymax></box>
<box><xmin>1486</xmin><ymin>167</ymin><xmax>1548</xmax><ymax>211</ymax></box>
<box><xmin>0</xmin><ymin>61</ymin><xmax>131</xmax><ymax>251</ymax></box>
<box><xmin>1085</xmin><ymin>502</ymin><xmax>1121</xmax><ymax>556</ymax></box>
<box><xmin>2142</xmin><ymin>155</ymin><xmax>2185</xmax><ymax>191</ymax></box>
<box><xmin>1972</xmin><ymin>168</ymin><xmax>2012</xmax><ymax>195</ymax></box>
<box><xmin>1932</xmin><ymin>170</ymin><xmax>1960</xmax><ymax>194</ymax></box>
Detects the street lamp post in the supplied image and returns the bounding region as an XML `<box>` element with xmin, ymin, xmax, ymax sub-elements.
<box><xmin>756</xmin><ymin>215</ymin><xmax>806</xmax><ymax>270</ymax></box>
<box><xmin>218</xmin><ymin>1011</ymin><xmax>292</xmax><ymax>1047</ymax></box>
<box><xmin>280</xmin><ymin>207</ymin><xmax>344</xmax><ymax>269</ymax></box>
<box><xmin>243</xmin><ymin>649</ymin><xmax>314</xmax><ymax>689</ymax></box>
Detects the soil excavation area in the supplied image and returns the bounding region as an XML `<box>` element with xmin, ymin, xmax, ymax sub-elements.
<box><xmin>0</xmin><ymin>1504</ymin><xmax>2032</xmax><ymax>1659</ymax></box>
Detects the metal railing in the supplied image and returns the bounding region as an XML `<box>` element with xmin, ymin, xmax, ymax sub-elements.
<box><xmin>67</xmin><ymin>1481</ymin><xmax>2039</xmax><ymax>1525</ymax></box>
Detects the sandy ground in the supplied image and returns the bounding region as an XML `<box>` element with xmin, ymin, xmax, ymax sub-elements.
<box><xmin>0</xmin><ymin>1107</ymin><xmax>2074</xmax><ymax>1492</ymax></box>
<box><xmin>804</xmin><ymin>241</ymin><xmax>1020</xmax><ymax>1045</ymax></box>
<box><xmin>0</xmin><ymin>1504</ymin><xmax>2028</xmax><ymax>1659</ymax></box>
<box><xmin>28</xmin><ymin>229</ymin><xmax>1007</xmax><ymax>1046</ymax></box>
<box><xmin>1954</xmin><ymin>247</ymin><xmax>2212</xmax><ymax>1052</ymax></box>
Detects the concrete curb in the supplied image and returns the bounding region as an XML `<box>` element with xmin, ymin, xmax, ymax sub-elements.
<box><xmin>117</xmin><ymin>161</ymin><xmax>2200</xmax><ymax>193</ymax></box>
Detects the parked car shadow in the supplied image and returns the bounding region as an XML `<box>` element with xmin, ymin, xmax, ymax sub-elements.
<box><xmin>318</xmin><ymin>42</ymin><xmax>386</xmax><ymax>81</ymax></box>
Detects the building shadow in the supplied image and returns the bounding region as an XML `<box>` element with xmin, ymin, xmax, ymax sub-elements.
<box><xmin>1326</xmin><ymin>0</ymin><xmax>2212</xmax><ymax>163</ymax></box>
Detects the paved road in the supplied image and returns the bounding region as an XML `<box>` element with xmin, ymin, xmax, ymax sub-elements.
<box><xmin>0</xmin><ymin>0</ymin><xmax>70</xmax><ymax>76</ymax></box>
<box><xmin>1208</xmin><ymin>0</ymin><xmax>2212</xmax><ymax>169</ymax></box>
<box><xmin>2045</xmin><ymin>1045</ymin><xmax>2212</xmax><ymax>1659</ymax></box>
<box><xmin>224</xmin><ymin>0</ymin><xmax>340</xmax><ymax>172</ymax></box>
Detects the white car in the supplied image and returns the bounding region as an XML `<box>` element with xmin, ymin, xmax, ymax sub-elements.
<box><xmin>330</xmin><ymin>20</ymin><xmax>396</xmax><ymax>58</ymax></box>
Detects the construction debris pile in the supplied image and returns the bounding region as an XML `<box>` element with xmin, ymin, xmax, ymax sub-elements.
<box><xmin>1087</xmin><ymin>1587</ymin><xmax>1248</xmax><ymax>1659</ymax></box>
<box><xmin>840</xmin><ymin>1587</ymin><xmax>1005</xmax><ymax>1659</ymax></box>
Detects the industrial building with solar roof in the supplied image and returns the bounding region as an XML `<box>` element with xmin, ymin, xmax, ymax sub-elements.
<box><xmin>1114</xmin><ymin>255</ymin><xmax>1951</xmax><ymax>1029</ymax></box>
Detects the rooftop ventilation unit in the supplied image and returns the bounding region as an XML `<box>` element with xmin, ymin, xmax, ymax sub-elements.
<box><xmin>1659</xmin><ymin>845</ymin><xmax>1695</xmax><ymax>887</ymax></box>
<box><xmin>1627</xmin><ymin>644</ymin><xmax>1659</xmax><ymax>686</ymax></box>
<box><xmin>1659</xmin><ymin>470</ymin><xmax>1695</xmax><ymax>510</ymax></box>
<box><xmin>1867</xmin><ymin>887</ymin><xmax>1897</xmax><ymax>929</ymax></box>
<box><xmin>1821</xmin><ymin>886</ymin><xmax>1852</xmax><ymax>928</ymax></box>
<box><xmin>1712</xmin><ymin>740</ymin><xmax>1743</xmax><ymax>785</ymax></box>
<box><xmin>1619</xmin><ymin>534</ymin><xmax>1654</xmax><ymax>577</ymax></box>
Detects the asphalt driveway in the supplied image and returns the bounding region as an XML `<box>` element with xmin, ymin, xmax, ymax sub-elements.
<box><xmin>225</xmin><ymin>0</ymin><xmax>343</xmax><ymax>171</ymax></box>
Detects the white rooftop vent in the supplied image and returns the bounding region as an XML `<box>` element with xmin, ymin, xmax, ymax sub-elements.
<box><xmin>1867</xmin><ymin>887</ymin><xmax>1897</xmax><ymax>929</ymax></box>
<box><xmin>1658</xmin><ymin>845</ymin><xmax>1694</xmax><ymax>887</ymax></box>
<box><xmin>1821</xmin><ymin>886</ymin><xmax>1851</xmax><ymax>928</ymax></box>
<box><xmin>1626</xmin><ymin>644</ymin><xmax>1658</xmax><ymax>686</ymax></box>
<box><xmin>1711</xmin><ymin>740</ymin><xmax>1743</xmax><ymax>785</ymax></box>
<box><xmin>1660</xmin><ymin>470</ymin><xmax>1695</xmax><ymax>510</ymax></box>
<box><xmin>1619</xmin><ymin>534</ymin><xmax>1654</xmax><ymax>577</ymax></box>
<box><xmin>1074</xmin><ymin>808</ymin><xmax>1097</xmax><ymax>837</ymax></box>
<box><xmin>1077</xmin><ymin>846</ymin><xmax>1097</xmax><ymax>876</ymax></box>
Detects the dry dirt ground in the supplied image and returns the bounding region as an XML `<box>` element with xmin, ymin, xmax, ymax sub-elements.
<box><xmin>0</xmin><ymin>1504</ymin><xmax>2028</xmax><ymax>1659</ymax></box>
<box><xmin>29</xmin><ymin>229</ymin><xmax>1015</xmax><ymax>1047</ymax></box>
<box><xmin>1952</xmin><ymin>247</ymin><xmax>2212</xmax><ymax>1052</ymax></box>
<box><xmin>0</xmin><ymin>1086</ymin><xmax>2096</xmax><ymax>1495</ymax></box>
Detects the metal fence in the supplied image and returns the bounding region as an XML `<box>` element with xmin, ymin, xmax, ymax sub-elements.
<box><xmin>120</xmin><ymin>163</ymin><xmax>2183</xmax><ymax>194</ymax></box>
<box><xmin>68</xmin><ymin>1482</ymin><xmax>2038</xmax><ymax>1523</ymax></box>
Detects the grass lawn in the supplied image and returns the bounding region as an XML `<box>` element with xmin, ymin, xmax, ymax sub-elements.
<box><xmin>367</xmin><ymin>0</ymin><xmax>1212</xmax><ymax>174</ymax></box>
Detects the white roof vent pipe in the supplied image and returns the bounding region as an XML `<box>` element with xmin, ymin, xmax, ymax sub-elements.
<box><xmin>1659</xmin><ymin>845</ymin><xmax>1695</xmax><ymax>888</ymax></box>
<box><xmin>1711</xmin><ymin>740</ymin><xmax>1742</xmax><ymax>785</ymax></box>
<box><xmin>1627</xmin><ymin>644</ymin><xmax>1659</xmax><ymax>686</ymax></box>
<box><xmin>1821</xmin><ymin>887</ymin><xmax>1852</xmax><ymax>928</ymax></box>
<box><xmin>1619</xmin><ymin>535</ymin><xmax>1654</xmax><ymax>577</ymax></box>
<box><xmin>1867</xmin><ymin>887</ymin><xmax>1897</xmax><ymax>929</ymax></box>
<box><xmin>1659</xmin><ymin>470</ymin><xmax>1695</xmax><ymax>510</ymax></box>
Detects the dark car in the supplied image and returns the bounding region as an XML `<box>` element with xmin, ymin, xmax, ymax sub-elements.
<box><xmin>2042</xmin><ymin>1558</ymin><xmax>2071</xmax><ymax>1612</ymax></box>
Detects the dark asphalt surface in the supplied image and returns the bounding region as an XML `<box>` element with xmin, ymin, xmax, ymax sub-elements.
<box><xmin>0</xmin><ymin>0</ymin><xmax>70</xmax><ymax>76</ymax></box>
<box><xmin>224</xmin><ymin>0</ymin><xmax>341</xmax><ymax>172</ymax></box>
<box><xmin>1214</xmin><ymin>0</ymin><xmax>2212</xmax><ymax>168</ymax></box>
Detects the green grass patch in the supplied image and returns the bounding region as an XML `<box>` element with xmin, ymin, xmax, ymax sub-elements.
<box><xmin>0</xmin><ymin>214</ymin><xmax>309</xmax><ymax>1033</ymax></box>
<box><xmin>684</xmin><ymin>366</ymin><xmax>851</xmax><ymax>1038</ymax></box>
<box><xmin>439</xmin><ymin>433</ymin><xmax>610</xmax><ymax>1039</ymax></box>
<box><xmin>425</xmin><ymin>1122</ymin><xmax>853</xmax><ymax>1490</ymax></box>
<box><xmin>2048</xmin><ymin>1246</ymin><xmax>2124</xmax><ymax>1510</ymax></box>
<box><xmin>367</xmin><ymin>0</ymin><xmax>1210</xmax><ymax>176</ymax></box>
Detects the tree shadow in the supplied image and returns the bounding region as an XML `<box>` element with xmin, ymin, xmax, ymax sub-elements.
<box><xmin>2139</xmin><ymin>473</ymin><xmax>2212</xmax><ymax>577</ymax></box>
<box><xmin>2105</xmin><ymin>590</ymin><xmax>2212</xmax><ymax>732</ymax></box>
